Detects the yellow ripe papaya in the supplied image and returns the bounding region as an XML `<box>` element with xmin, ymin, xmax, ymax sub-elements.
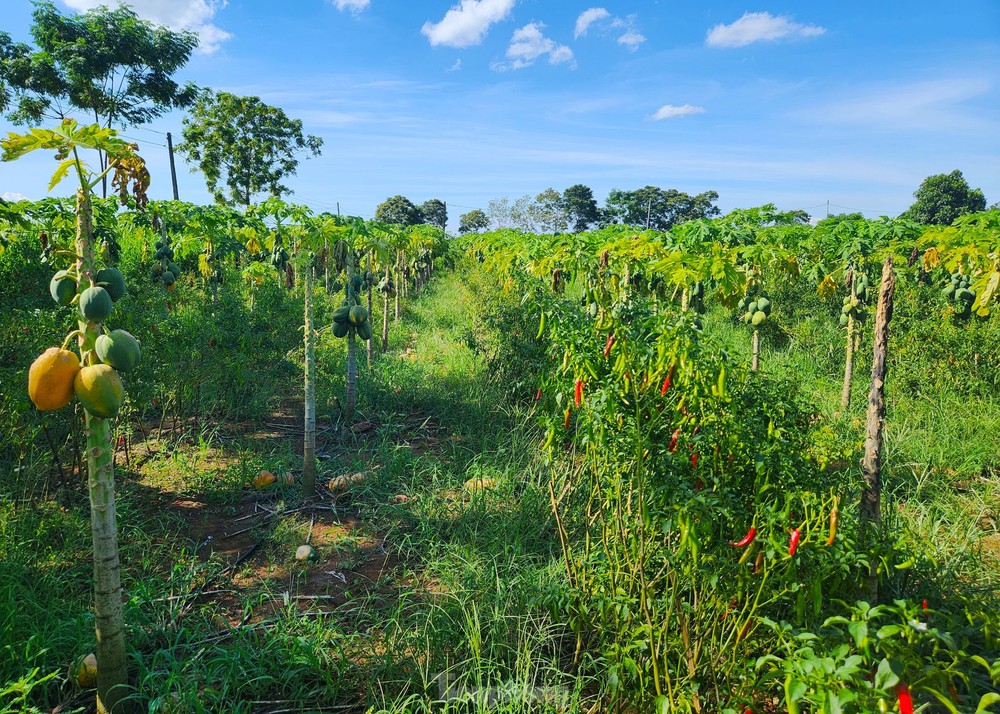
<box><xmin>74</xmin><ymin>364</ymin><xmax>124</xmax><ymax>419</ymax></box>
<box><xmin>28</xmin><ymin>348</ymin><xmax>81</xmax><ymax>411</ymax></box>
<box><xmin>69</xmin><ymin>653</ymin><xmax>98</xmax><ymax>688</ymax></box>
<box><xmin>253</xmin><ymin>470</ymin><xmax>277</xmax><ymax>489</ymax></box>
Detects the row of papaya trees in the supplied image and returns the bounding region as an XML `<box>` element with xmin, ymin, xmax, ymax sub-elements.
<box><xmin>456</xmin><ymin>207</ymin><xmax>1000</xmax><ymax>712</ymax></box>
<box><xmin>1</xmin><ymin>120</ymin><xmax>446</xmax><ymax>712</ymax></box>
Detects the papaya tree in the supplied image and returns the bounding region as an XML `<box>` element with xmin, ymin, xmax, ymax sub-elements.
<box><xmin>2</xmin><ymin>119</ymin><xmax>149</xmax><ymax>714</ymax></box>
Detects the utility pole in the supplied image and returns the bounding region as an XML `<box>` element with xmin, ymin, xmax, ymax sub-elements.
<box><xmin>826</xmin><ymin>200</ymin><xmax>830</xmax><ymax>218</ymax></box>
<box><xmin>645</xmin><ymin>198</ymin><xmax>652</xmax><ymax>229</ymax></box>
<box><xmin>166</xmin><ymin>132</ymin><xmax>179</xmax><ymax>201</ymax></box>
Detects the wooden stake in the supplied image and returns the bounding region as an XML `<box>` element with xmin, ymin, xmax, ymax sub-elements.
<box><xmin>860</xmin><ymin>257</ymin><xmax>896</xmax><ymax>601</ymax></box>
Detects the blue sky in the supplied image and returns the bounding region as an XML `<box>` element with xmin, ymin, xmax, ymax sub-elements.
<box><xmin>1</xmin><ymin>0</ymin><xmax>998</xmax><ymax>228</ymax></box>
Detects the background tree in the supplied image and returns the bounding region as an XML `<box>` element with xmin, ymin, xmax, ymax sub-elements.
<box><xmin>563</xmin><ymin>183</ymin><xmax>600</xmax><ymax>232</ymax></box>
<box><xmin>0</xmin><ymin>2</ymin><xmax>198</xmax><ymax>127</ymax></box>
<box><xmin>177</xmin><ymin>90</ymin><xmax>322</xmax><ymax>207</ymax></box>
<box><xmin>529</xmin><ymin>188</ymin><xmax>568</xmax><ymax>233</ymax></box>
<box><xmin>487</xmin><ymin>196</ymin><xmax>513</xmax><ymax>229</ymax></box>
<box><xmin>419</xmin><ymin>198</ymin><xmax>447</xmax><ymax>231</ymax></box>
<box><xmin>902</xmin><ymin>169</ymin><xmax>987</xmax><ymax>225</ymax></box>
<box><xmin>603</xmin><ymin>186</ymin><xmax>720</xmax><ymax>230</ymax></box>
<box><xmin>458</xmin><ymin>208</ymin><xmax>489</xmax><ymax>234</ymax></box>
<box><xmin>0</xmin><ymin>1</ymin><xmax>198</xmax><ymax>197</ymax></box>
<box><xmin>375</xmin><ymin>195</ymin><xmax>423</xmax><ymax>225</ymax></box>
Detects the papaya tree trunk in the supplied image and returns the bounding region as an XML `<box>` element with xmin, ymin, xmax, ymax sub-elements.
<box><xmin>841</xmin><ymin>314</ymin><xmax>855</xmax><ymax>410</ymax></box>
<box><xmin>302</xmin><ymin>263</ymin><xmax>317</xmax><ymax>498</ymax></box>
<box><xmin>861</xmin><ymin>257</ymin><xmax>896</xmax><ymax>601</ymax></box>
<box><xmin>751</xmin><ymin>329</ymin><xmax>760</xmax><ymax>372</ymax></box>
<box><xmin>366</xmin><ymin>255</ymin><xmax>374</xmax><ymax>367</ymax></box>
<box><xmin>382</xmin><ymin>264</ymin><xmax>391</xmax><ymax>352</ymax></box>
<box><xmin>345</xmin><ymin>330</ymin><xmax>357</xmax><ymax>425</ymax></box>
<box><xmin>77</xmin><ymin>189</ymin><xmax>130</xmax><ymax>714</ymax></box>
<box><xmin>394</xmin><ymin>267</ymin><xmax>400</xmax><ymax>322</ymax></box>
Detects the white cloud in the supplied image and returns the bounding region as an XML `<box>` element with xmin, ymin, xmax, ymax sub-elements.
<box><xmin>330</xmin><ymin>0</ymin><xmax>370</xmax><ymax>11</ymax></box>
<box><xmin>2</xmin><ymin>192</ymin><xmax>28</xmax><ymax>202</ymax></box>
<box><xmin>447</xmin><ymin>59</ymin><xmax>463</xmax><ymax>72</ymax></box>
<box><xmin>575</xmin><ymin>9</ymin><xmax>645</xmax><ymax>51</ymax></box>
<box><xmin>493</xmin><ymin>23</ymin><xmax>575</xmax><ymax>71</ymax></box>
<box><xmin>617</xmin><ymin>30</ymin><xmax>646</xmax><ymax>51</ymax></box>
<box><xmin>650</xmin><ymin>104</ymin><xmax>705</xmax><ymax>120</ymax></box>
<box><xmin>60</xmin><ymin>0</ymin><xmax>232</xmax><ymax>53</ymax></box>
<box><xmin>421</xmin><ymin>0</ymin><xmax>516</xmax><ymax>48</ymax></box>
<box><xmin>706</xmin><ymin>12</ymin><xmax>825</xmax><ymax>48</ymax></box>
<box><xmin>574</xmin><ymin>8</ymin><xmax>609</xmax><ymax>38</ymax></box>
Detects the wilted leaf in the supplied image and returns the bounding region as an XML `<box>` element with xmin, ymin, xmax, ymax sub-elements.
<box><xmin>922</xmin><ymin>246</ymin><xmax>940</xmax><ymax>271</ymax></box>
<box><xmin>817</xmin><ymin>274</ymin><xmax>838</xmax><ymax>300</ymax></box>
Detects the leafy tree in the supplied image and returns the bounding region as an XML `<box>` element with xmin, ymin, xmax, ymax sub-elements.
<box><xmin>177</xmin><ymin>90</ymin><xmax>323</xmax><ymax>207</ymax></box>
<box><xmin>375</xmin><ymin>195</ymin><xmax>423</xmax><ymax>225</ymax></box>
<box><xmin>458</xmin><ymin>208</ymin><xmax>489</xmax><ymax>234</ymax></box>
<box><xmin>419</xmin><ymin>198</ymin><xmax>447</xmax><ymax>230</ymax></box>
<box><xmin>0</xmin><ymin>1</ymin><xmax>197</xmax><ymax>128</ymax></box>
<box><xmin>563</xmin><ymin>183</ymin><xmax>600</xmax><ymax>232</ymax></box>
<box><xmin>487</xmin><ymin>196</ymin><xmax>513</xmax><ymax>229</ymax></box>
<box><xmin>603</xmin><ymin>186</ymin><xmax>720</xmax><ymax>230</ymax></box>
<box><xmin>902</xmin><ymin>169</ymin><xmax>987</xmax><ymax>225</ymax></box>
<box><xmin>530</xmin><ymin>187</ymin><xmax>567</xmax><ymax>233</ymax></box>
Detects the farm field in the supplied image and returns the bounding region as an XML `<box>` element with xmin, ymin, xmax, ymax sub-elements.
<box><xmin>1</xmin><ymin>184</ymin><xmax>999</xmax><ymax>713</ymax></box>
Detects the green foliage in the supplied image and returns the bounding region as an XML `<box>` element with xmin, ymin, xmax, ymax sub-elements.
<box><xmin>903</xmin><ymin>170</ymin><xmax>988</xmax><ymax>226</ymax></box>
<box><xmin>602</xmin><ymin>185</ymin><xmax>720</xmax><ymax>230</ymax></box>
<box><xmin>374</xmin><ymin>194</ymin><xmax>423</xmax><ymax>226</ymax></box>
<box><xmin>458</xmin><ymin>208</ymin><xmax>489</xmax><ymax>234</ymax></box>
<box><xmin>418</xmin><ymin>198</ymin><xmax>447</xmax><ymax>230</ymax></box>
<box><xmin>178</xmin><ymin>90</ymin><xmax>323</xmax><ymax>206</ymax></box>
<box><xmin>0</xmin><ymin>1</ymin><xmax>198</xmax><ymax>128</ymax></box>
<box><xmin>563</xmin><ymin>183</ymin><xmax>600</xmax><ymax>233</ymax></box>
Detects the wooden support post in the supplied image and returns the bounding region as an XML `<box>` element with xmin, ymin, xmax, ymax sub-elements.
<box><xmin>860</xmin><ymin>257</ymin><xmax>896</xmax><ymax>601</ymax></box>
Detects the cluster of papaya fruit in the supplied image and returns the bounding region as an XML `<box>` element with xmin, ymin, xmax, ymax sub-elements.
<box><xmin>839</xmin><ymin>271</ymin><xmax>870</xmax><ymax>326</ymax></box>
<box><xmin>30</xmin><ymin>265</ymin><xmax>140</xmax><ymax>419</ymax></box>
<box><xmin>688</xmin><ymin>281</ymin><xmax>706</xmax><ymax>314</ymax></box>
<box><xmin>151</xmin><ymin>238</ymin><xmax>181</xmax><ymax>289</ymax></box>
<box><xmin>942</xmin><ymin>272</ymin><xmax>976</xmax><ymax>319</ymax></box>
<box><xmin>738</xmin><ymin>291</ymin><xmax>772</xmax><ymax>327</ymax></box>
<box><xmin>269</xmin><ymin>233</ymin><xmax>289</xmax><ymax>271</ymax></box>
<box><xmin>331</xmin><ymin>273</ymin><xmax>374</xmax><ymax>340</ymax></box>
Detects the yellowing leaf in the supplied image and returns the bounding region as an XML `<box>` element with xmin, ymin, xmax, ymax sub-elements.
<box><xmin>817</xmin><ymin>274</ymin><xmax>838</xmax><ymax>300</ymax></box>
<box><xmin>245</xmin><ymin>235</ymin><xmax>261</xmax><ymax>254</ymax></box>
<box><xmin>922</xmin><ymin>246</ymin><xmax>940</xmax><ymax>271</ymax></box>
<box><xmin>198</xmin><ymin>254</ymin><xmax>212</xmax><ymax>278</ymax></box>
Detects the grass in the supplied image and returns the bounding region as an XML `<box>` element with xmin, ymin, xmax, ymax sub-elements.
<box><xmin>1</xmin><ymin>261</ymin><xmax>998</xmax><ymax>712</ymax></box>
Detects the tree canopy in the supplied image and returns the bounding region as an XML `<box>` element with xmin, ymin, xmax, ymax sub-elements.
<box><xmin>563</xmin><ymin>184</ymin><xmax>600</xmax><ymax>232</ymax></box>
<box><xmin>375</xmin><ymin>195</ymin><xmax>423</xmax><ymax>226</ymax></box>
<box><xmin>0</xmin><ymin>1</ymin><xmax>198</xmax><ymax>128</ymax></box>
<box><xmin>458</xmin><ymin>208</ymin><xmax>489</xmax><ymax>234</ymax></box>
<box><xmin>902</xmin><ymin>170</ymin><xmax>987</xmax><ymax>225</ymax></box>
<box><xmin>602</xmin><ymin>186</ymin><xmax>720</xmax><ymax>230</ymax></box>
<box><xmin>419</xmin><ymin>199</ymin><xmax>447</xmax><ymax>230</ymax></box>
<box><xmin>177</xmin><ymin>90</ymin><xmax>323</xmax><ymax>207</ymax></box>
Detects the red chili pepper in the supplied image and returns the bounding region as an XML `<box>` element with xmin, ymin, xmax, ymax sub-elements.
<box><xmin>691</xmin><ymin>452</ymin><xmax>699</xmax><ymax>469</ymax></box>
<box><xmin>669</xmin><ymin>429</ymin><xmax>680</xmax><ymax>452</ymax></box>
<box><xmin>788</xmin><ymin>528</ymin><xmax>801</xmax><ymax>557</ymax></box>
<box><xmin>574</xmin><ymin>379</ymin><xmax>583</xmax><ymax>407</ymax></box>
<box><xmin>897</xmin><ymin>683</ymin><xmax>914</xmax><ymax>714</ymax></box>
<box><xmin>826</xmin><ymin>504</ymin><xmax>839</xmax><ymax>545</ymax></box>
<box><xmin>695</xmin><ymin>478</ymin><xmax>704</xmax><ymax>490</ymax></box>
<box><xmin>921</xmin><ymin>598</ymin><xmax>928</xmax><ymax>611</ymax></box>
<box><xmin>603</xmin><ymin>334</ymin><xmax>615</xmax><ymax>358</ymax></box>
<box><xmin>534</xmin><ymin>388</ymin><xmax>542</xmax><ymax>402</ymax></box>
<box><xmin>754</xmin><ymin>550</ymin><xmax>763</xmax><ymax>573</ymax></box>
<box><xmin>660</xmin><ymin>364</ymin><xmax>675</xmax><ymax>395</ymax></box>
<box><xmin>730</xmin><ymin>526</ymin><xmax>756</xmax><ymax>548</ymax></box>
